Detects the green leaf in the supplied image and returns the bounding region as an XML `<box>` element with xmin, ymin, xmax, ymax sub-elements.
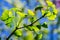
<box><xmin>24</xmin><ymin>24</ymin><xmax>33</xmax><ymax>31</ymax></box>
<box><xmin>1</xmin><ymin>10</ymin><xmax>9</xmax><ymax>20</ymax></box>
<box><xmin>16</xmin><ymin>11</ymin><xmax>27</xmax><ymax>18</ymax></box>
<box><xmin>14</xmin><ymin>29</ymin><xmax>22</xmax><ymax>37</ymax></box>
<box><xmin>35</xmin><ymin>6</ymin><xmax>43</xmax><ymax>11</ymax></box>
<box><xmin>35</xmin><ymin>34</ymin><xmax>38</xmax><ymax>40</ymax></box>
<box><xmin>38</xmin><ymin>34</ymin><xmax>42</xmax><ymax>40</ymax></box>
<box><xmin>23</xmin><ymin>31</ymin><xmax>34</xmax><ymax>40</ymax></box>
<box><xmin>1</xmin><ymin>10</ymin><xmax>14</xmax><ymax>27</ymax></box>
<box><xmin>28</xmin><ymin>9</ymin><xmax>35</xmax><ymax>16</ymax></box>
<box><xmin>36</xmin><ymin>25</ymin><xmax>41</xmax><ymax>29</ymax></box>
<box><xmin>1</xmin><ymin>10</ymin><xmax>13</xmax><ymax>20</ymax></box>
<box><xmin>41</xmin><ymin>23</ymin><xmax>48</xmax><ymax>28</ymax></box>
<box><xmin>32</xmin><ymin>26</ymin><xmax>39</xmax><ymax>33</ymax></box>
<box><xmin>35</xmin><ymin>34</ymin><xmax>42</xmax><ymax>40</ymax></box>
<box><xmin>29</xmin><ymin>17</ymin><xmax>34</xmax><ymax>23</ymax></box>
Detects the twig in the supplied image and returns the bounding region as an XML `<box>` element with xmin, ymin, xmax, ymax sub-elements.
<box><xmin>6</xmin><ymin>18</ymin><xmax>24</xmax><ymax>40</ymax></box>
<box><xmin>6</xmin><ymin>13</ymin><xmax>46</xmax><ymax>40</ymax></box>
<box><xmin>6</xmin><ymin>27</ymin><xmax>24</xmax><ymax>40</ymax></box>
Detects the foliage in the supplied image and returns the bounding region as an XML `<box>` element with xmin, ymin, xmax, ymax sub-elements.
<box><xmin>0</xmin><ymin>0</ymin><xmax>58</xmax><ymax>40</ymax></box>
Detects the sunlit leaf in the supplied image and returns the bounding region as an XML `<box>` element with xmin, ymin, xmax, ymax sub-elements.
<box><xmin>35</xmin><ymin>33</ymin><xmax>42</xmax><ymax>40</ymax></box>
<box><xmin>53</xmin><ymin>9</ymin><xmax>58</xmax><ymax>15</ymax></box>
<box><xmin>32</xmin><ymin>26</ymin><xmax>39</xmax><ymax>33</ymax></box>
<box><xmin>1</xmin><ymin>10</ymin><xmax>9</xmax><ymax>20</ymax></box>
<box><xmin>28</xmin><ymin>9</ymin><xmax>35</xmax><ymax>16</ymax></box>
<box><xmin>24</xmin><ymin>31</ymin><xmax>34</xmax><ymax>40</ymax></box>
<box><xmin>0</xmin><ymin>9</ymin><xmax>14</xmax><ymax>27</ymax></box>
<box><xmin>14</xmin><ymin>29</ymin><xmax>22</xmax><ymax>37</ymax></box>
<box><xmin>46</xmin><ymin>0</ymin><xmax>53</xmax><ymax>7</ymax></box>
<box><xmin>48</xmin><ymin>14</ymin><xmax>56</xmax><ymax>20</ymax></box>
<box><xmin>16</xmin><ymin>11</ymin><xmax>27</xmax><ymax>18</ymax></box>
<box><xmin>1</xmin><ymin>9</ymin><xmax>13</xmax><ymax>20</ymax></box>
<box><xmin>38</xmin><ymin>34</ymin><xmax>42</xmax><ymax>40</ymax></box>
<box><xmin>4</xmin><ymin>17</ymin><xmax>13</xmax><ymax>24</ymax></box>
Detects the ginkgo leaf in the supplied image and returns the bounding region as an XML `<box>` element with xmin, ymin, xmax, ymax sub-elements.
<box><xmin>1</xmin><ymin>10</ymin><xmax>13</xmax><ymax>21</ymax></box>
<box><xmin>28</xmin><ymin>9</ymin><xmax>35</xmax><ymax>16</ymax></box>
<box><xmin>38</xmin><ymin>34</ymin><xmax>42</xmax><ymax>40</ymax></box>
<box><xmin>53</xmin><ymin>9</ymin><xmax>58</xmax><ymax>15</ymax></box>
<box><xmin>46</xmin><ymin>1</ymin><xmax>53</xmax><ymax>7</ymax></box>
<box><xmin>35</xmin><ymin>6</ymin><xmax>43</xmax><ymax>11</ymax></box>
<box><xmin>46</xmin><ymin>11</ymin><xmax>51</xmax><ymax>17</ymax></box>
<box><xmin>48</xmin><ymin>14</ymin><xmax>56</xmax><ymax>20</ymax></box>
<box><xmin>8</xmin><ymin>10</ymin><xmax>13</xmax><ymax>17</ymax></box>
<box><xmin>41</xmin><ymin>9</ymin><xmax>45</xmax><ymax>15</ymax></box>
<box><xmin>1</xmin><ymin>10</ymin><xmax>9</xmax><ymax>20</ymax></box>
<box><xmin>16</xmin><ymin>11</ymin><xmax>27</xmax><ymax>18</ymax></box>
<box><xmin>24</xmin><ymin>31</ymin><xmax>34</xmax><ymax>40</ymax></box>
<box><xmin>1</xmin><ymin>9</ymin><xmax>14</xmax><ymax>27</ymax></box>
<box><xmin>24</xmin><ymin>24</ymin><xmax>33</xmax><ymax>31</ymax></box>
<box><xmin>32</xmin><ymin>26</ymin><xmax>39</xmax><ymax>33</ymax></box>
<box><xmin>35</xmin><ymin>33</ymin><xmax>42</xmax><ymax>40</ymax></box>
<box><xmin>41</xmin><ymin>22</ymin><xmax>48</xmax><ymax>28</ymax></box>
<box><xmin>36</xmin><ymin>25</ymin><xmax>41</xmax><ymax>29</ymax></box>
<box><xmin>24</xmin><ymin>24</ymin><xmax>39</xmax><ymax>32</ymax></box>
<box><xmin>4</xmin><ymin>17</ymin><xmax>13</xmax><ymax>24</ymax></box>
<box><xmin>51</xmin><ymin>5</ymin><xmax>56</xmax><ymax>9</ymax></box>
<box><xmin>41</xmin><ymin>10</ymin><xmax>51</xmax><ymax>17</ymax></box>
<box><xmin>14</xmin><ymin>29</ymin><xmax>22</xmax><ymax>37</ymax></box>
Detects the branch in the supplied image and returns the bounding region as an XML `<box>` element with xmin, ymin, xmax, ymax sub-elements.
<box><xmin>6</xmin><ymin>13</ymin><xmax>46</xmax><ymax>40</ymax></box>
<box><xmin>6</xmin><ymin>18</ymin><xmax>24</xmax><ymax>40</ymax></box>
<box><xmin>29</xmin><ymin>13</ymin><xmax>46</xmax><ymax>26</ymax></box>
<box><xmin>6</xmin><ymin>27</ymin><xmax>24</xmax><ymax>40</ymax></box>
